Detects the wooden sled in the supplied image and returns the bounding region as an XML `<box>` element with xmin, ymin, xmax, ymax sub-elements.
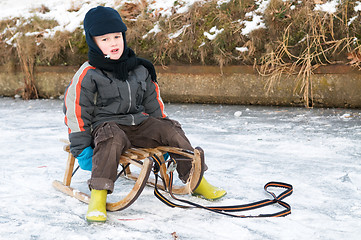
<box><xmin>52</xmin><ymin>145</ymin><xmax>204</xmax><ymax>211</ymax></box>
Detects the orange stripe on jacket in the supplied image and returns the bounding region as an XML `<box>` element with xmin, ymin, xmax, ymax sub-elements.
<box><xmin>74</xmin><ymin>69</ymin><xmax>90</xmax><ymax>131</ymax></box>
<box><xmin>152</xmin><ymin>81</ymin><xmax>167</xmax><ymax>118</ymax></box>
<box><xmin>65</xmin><ymin>65</ymin><xmax>95</xmax><ymax>134</ymax></box>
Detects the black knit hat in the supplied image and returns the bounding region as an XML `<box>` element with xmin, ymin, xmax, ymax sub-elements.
<box><xmin>83</xmin><ymin>6</ymin><xmax>127</xmax><ymax>55</ymax></box>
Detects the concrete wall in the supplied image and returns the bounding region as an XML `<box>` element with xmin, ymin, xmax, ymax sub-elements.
<box><xmin>157</xmin><ymin>65</ymin><xmax>361</xmax><ymax>108</ymax></box>
<box><xmin>0</xmin><ymin>65</ymin><xmax>360</xmax><ymax>108</ymax></box>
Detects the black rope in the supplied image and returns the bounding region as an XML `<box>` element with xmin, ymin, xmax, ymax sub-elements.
<box><xmin>116</xmin><ymin>163</ymin><xmax>130</xmax><ymax>181</ymax></box>
<box><xmin>72</xmin><ymin>165</ymin><xmax>80</xmax><ymax>177</ymax></box>
<box><xmin>151</xmin><ymin>155</ymin><xmax>293</xmax><ymax>218</ymax></box>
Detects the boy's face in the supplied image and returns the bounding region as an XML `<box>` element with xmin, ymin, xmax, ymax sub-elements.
<box><xmin>93</xmin><ymin>32</ymin><xmax>124</xmax><ymax>60</ymax></box>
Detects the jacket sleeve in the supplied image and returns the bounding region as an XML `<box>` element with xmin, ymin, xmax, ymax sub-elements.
<box><xmin>63</xmin><ymin>63</ymin><xmax>96</xmax><ymax>158</ymax></box>
<box><xmin>142</xmin><ymin>73</ymin><xmax>167</xmax><ymax>118</ymax></box>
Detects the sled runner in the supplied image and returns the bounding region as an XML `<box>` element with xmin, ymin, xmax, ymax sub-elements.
<box><xmin>52</xmin><ymin>145</ymin><xmax>205</xmax><ymax>211</ymax></box>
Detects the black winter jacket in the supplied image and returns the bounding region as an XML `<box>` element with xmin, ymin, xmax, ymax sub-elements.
<box><xmin>63</xmin><ymin>62</ymin><xmax>167</xmax><ymax>157</ymax></box>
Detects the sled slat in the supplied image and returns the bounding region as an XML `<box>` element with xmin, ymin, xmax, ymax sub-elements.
<box><xmin>127</xmin><ymin>148</ymin><xmax>151</xmax><ymax>158</ymax></box>
<box><xmin>156</xmin><ymin>146</ymin><xmax>194</xmax><ymax>159</ymax></box>
<box><xmin>53</xmin><ymin>180</ymin><xmax>90</xmax><ymax>204</ymax></box>
<box><xmin>122</xmin><ymin>151</ymin><xmax>138</xmax><ymax>159</ymax></box>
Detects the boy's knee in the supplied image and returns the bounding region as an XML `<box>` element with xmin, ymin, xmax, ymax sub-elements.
<box><xmin>94</xmin><ymin>122</ymin><xmax>130</xmax><ymax>148</ymax></box>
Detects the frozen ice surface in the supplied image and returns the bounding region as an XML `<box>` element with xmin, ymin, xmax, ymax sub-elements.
<box><xmin>0</xmin><ymin>97</ymin><xmax>360</xmax><ymax>239</ymax></box>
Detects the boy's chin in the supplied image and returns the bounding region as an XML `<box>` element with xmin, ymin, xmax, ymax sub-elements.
<box><xmin>109</xmin><ymin>54</ymin><xmax>122</xmax><ymax>60</ymax></box>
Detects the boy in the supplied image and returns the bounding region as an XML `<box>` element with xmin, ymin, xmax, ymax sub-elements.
<box><xmin>63</xmin><ymin>6</ymin><xmax>226</xmax><ymax>223</ymax></box>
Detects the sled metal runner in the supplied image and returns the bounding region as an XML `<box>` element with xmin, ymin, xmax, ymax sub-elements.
<box><xmin>52</xmin><ymin>145</ymin><xmax>204</xmax><ymax>211</ymax></box>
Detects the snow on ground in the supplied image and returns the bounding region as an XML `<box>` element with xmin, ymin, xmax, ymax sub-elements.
<box><xmin>0</xmin><ymin>0</ymin><xmax>169</xmax><ymax>39</ymax></box>
<box><xmin>0</xmin><ymin>0</ymin><xmax>206</xmax><ymax>34</ymax></box>
<box><xmin>1</xmin><ymin>0</ymin><xmax>356</xmax><ymax>42</ymax></box>
<box><xmin>0</xmin><ymin>97</ymin><xmax>360</xmax><ymax>239</ymax></box>
<box><xmin>2</xmin><ymin>0</ymin><xmax>359</xmax><ymax>54</ymax></box>
<box><xmin>314</xmin><ymin>0</ymin><xmax>340</xmax><ymax>14</ymax></box>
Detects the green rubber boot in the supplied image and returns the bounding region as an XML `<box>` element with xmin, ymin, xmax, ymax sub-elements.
<box><xmin>86</xmin><ymin>189</ymin><xmax>107</xmax><ymax>223</ymax></box>
<box><xmin>192</xmin><ymin>177</ymin><xmax>227</xmax><ymax>200</ymax></box>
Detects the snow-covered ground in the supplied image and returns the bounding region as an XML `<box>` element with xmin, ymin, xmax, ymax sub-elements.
<box><xmin>2</xmin><ymin>0</ymin><xmax>360</xmax><ymax>45</ymax></box>
<box><xmin>0</xmin><ymin>97</ymin><xmax>360</xmax><ymax>239</ymax></box>
<box><xmin>0</xmin><ymin>0</ymin><xmax>216</xmax><ymax>37</ymax></box>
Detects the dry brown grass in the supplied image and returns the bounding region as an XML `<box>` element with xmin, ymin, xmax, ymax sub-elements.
<box><xmin>0</xmin><ymin>0</ymin><xmax>360</xmax><ymax>101</ymax></box>
<box><xmin>257</xmin><ymin>0</ymin><xmax>360</xmax><ymax>107</ymax></box>
<box><xmin>347</xmin><ymin>47</ymin><xmax>361</xmax><ymax>69</ymax></box>
<box><xmin>7</xmin><ymin>25</ymin><xmax>38</xmax><ymax>99</ymax></box>
<box><xmin>2</xmin><ymin>17</ymin><xmax>84</xmax><ymax>98</ymax></box>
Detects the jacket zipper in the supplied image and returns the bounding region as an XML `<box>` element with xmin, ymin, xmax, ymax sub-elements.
<box><xmin>130</xmin><ymin>114</ymin><xmax>135</xmax><ymax>125</ymax></box>
<box><xmin>126</xmin><ymin>80</ymin><xmax>132</xmax><ymax>112</ymax></box>
<box><xmin>126</xmin><ymin>80</ymin><xmax>135</xmax><ymax>125</ymax></box>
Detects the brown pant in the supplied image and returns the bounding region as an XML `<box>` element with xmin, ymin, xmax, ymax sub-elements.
<box><xmin>88</xmin><ymin>117</ymin><xmax>194</xmax><ymax>193</ymax></box>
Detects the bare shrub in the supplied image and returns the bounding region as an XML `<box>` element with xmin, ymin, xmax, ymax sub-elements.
<box><xmin>257</xmin><ymin>1</ymin><xmax>360</xmax><ymax>107</ymax></box>
<box><xmin>7</xmin><ymin>26</ymin><xmax>38</xmax><ymax>99</ymax></box>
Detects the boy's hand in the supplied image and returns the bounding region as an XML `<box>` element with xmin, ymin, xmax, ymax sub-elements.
<box><xmin>77</xmin><ymin>146</ymin><xmax>93</xmax><ymax>171</ymax></box>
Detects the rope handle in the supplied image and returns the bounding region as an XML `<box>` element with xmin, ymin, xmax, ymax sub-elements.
<box><xmin>151</xmin><ymin>155</ymin><xmax>293</xmax><ymax>218</ymax></box>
